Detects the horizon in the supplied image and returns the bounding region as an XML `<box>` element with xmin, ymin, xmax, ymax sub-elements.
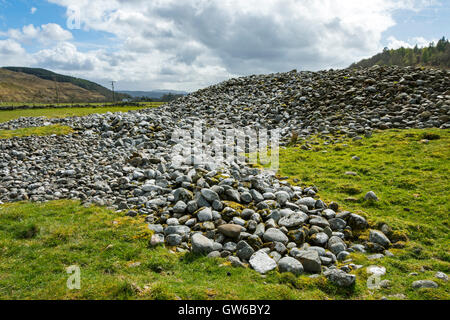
<box><xmin>0</xmin><ymin>0</ymin><xmax>448</xmax><ymax>92</ymax></box>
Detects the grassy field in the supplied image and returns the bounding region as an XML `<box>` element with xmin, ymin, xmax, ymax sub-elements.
<box><xmin>0</xmin><ymin>103</ymin><xmax>163</xmax><ymax>123</ymax></box>
<box><xmin>0</xmin><ymin>102</ymin><xmax>162</xmax><ymax>107</ymax></box>
<box><xmin>0</xmin><ymin>128</ymin><xmax>448</xmax><ymax>300</ymax></box>
<box><xmin>0</xmin><ymin>125</ymin><xmax>74</xmax><ymax>139</ymax></box>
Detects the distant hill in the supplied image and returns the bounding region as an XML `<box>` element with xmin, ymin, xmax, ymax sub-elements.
<box><xmin>118</xmin><ymin>90</ymin><xmax>188</xmax><ymax>99</ymax></box>
<box><xmin>350</xmin><ymin>36</ymin><xmax>450</xmax><ymax>69</ymax></box>
<box><xmin>0</xmin><ymin>67</ymin><xmax>129</xmax><ymax>103</ymax></box>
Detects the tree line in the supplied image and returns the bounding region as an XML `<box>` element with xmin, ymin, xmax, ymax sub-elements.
<box><xmin>129</xmin><ymin>93</ymin><xmax>185</xmax><ymax>103</ymax></box>
<box><xmin>350</xmin><ymin>36</ymin><xmax>450</xmax><ymax>69</ymax></box>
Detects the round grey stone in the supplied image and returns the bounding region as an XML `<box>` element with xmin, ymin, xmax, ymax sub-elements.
<box><xmin>369</xmin><ymin>229</ymin><xmax>391</xmax><ymax>248</ymax></box>
<box><xmin>197</xmin><ymin>207</ymin><xmax>213</xmax><ymax>222</ymax></box>
<box><xmin>310</xmin><ymin>232</ymin><xmax>329</xmax><ymax>247</ymax></box>
<box><xmin>329</xmin><ymin>218</ymin><xmax>347</xmax><ymax>231</ymax></box>
<box><xmin>278</xmin><ymin>212</ymin><xmax>308</xmax><ymax>228</ymax></box>
<box><xmin>263</xmin><ymin>228</ymin><xmax>289</xmax><ymax>244</ymax></box>
<box><xmin>166</xmin><ymin>234</ymin><xmax>182</xmax><ymax>246</ymax></box>
<box><xmin>294</xmin><ymin>250</ymin><xmax>322</xmax><ymax>273</ymax></box>
<box><xmin>191</xmin><ymin>233</ymin><xmax>214</xmax><ymax>255</ymax></box>
<box><xmin>365</xmin><ymin>191</ymin><xmax>379</xmax><ymax>201</ymax></box>
<box><xmin>201</xmin><ymin>188</ymin><xmax>220</xmax><ymax>203</ymax></box>
<box><xmin>207</xmin><ymin>251</ymin><xmax>221</xmax><ymax>258</ymax></box>
<box><xmin>435</xmin><ymin>272</ymin><xmax>448</xmax><ymax>281</ymax></box>
<box><xmin>278</xmin><ymin>257</ymin><xmax>304</xmax><ymax>275</ymax></box>
<box><xmin>236</xmin><ymin>240</ymin><xmax>255</xmax><ymax>261</ymax></box>
<box><xmin>148</xmin><ymin>224</ymin><xmax>164</xmax><ymax>234</ymax></box>
<box><xmin>173</xmin><ymin>200</ymin><xmax>187</xmax><ymax>213</ymax></box>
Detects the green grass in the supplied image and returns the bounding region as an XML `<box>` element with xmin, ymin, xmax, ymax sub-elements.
<box><xmin>0</xmin><ymin>201</ymin><xmax>348</xmax><ymax>300</ymax></box>
<box><xmin>271</xmin><ymin>128</ymin><xmax>450</xmax><ymax>299</ymax></box>
<box><xmin>0</xmin><ymin>103</ymin><xmax>164</xmax><ymax>123</ymax></box>
<box><xmin>0</xmin><ymin>102</ymin><xmax>162</xmax><ymax>107</ymax></box>
<box><xmin>0</xmin><ymin>128</ymin><xmax>448</xmax><ymax>300</ymax></box>
<box><xmin>277</xmin><ymin>129</ymin><xmax>449</xmax><ymax>237</ymax></box>
<box><xmin>0</xmin><ymin>125</ymin><xmax>74</xmax><ymax>139</ymax></box>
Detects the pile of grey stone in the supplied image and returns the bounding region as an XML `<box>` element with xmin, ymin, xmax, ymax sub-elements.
<box><xmin>1</xmin><ymin>65</ymin><xmax>448</xmax><ymax>285</ymax></box>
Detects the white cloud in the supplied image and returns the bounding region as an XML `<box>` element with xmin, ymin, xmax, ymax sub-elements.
<box><xmin>31</xmin><ymin>7</ymin><xmax>37</xmax><ymax>14</ymax></box>
<box><xmin>33</xmin><ymin>42</ymin><xmax>98</xmax><ymax>71</ymax></box>
<box><xmin>2</xmin><ymin>0</ymin><xmax>439</xmax><ymax>90</ymax></box>
<box><xmin>0</xmin><ymin>39</ymin><xmax>25</xmax><ymax>55</ymax></box>
<box><xmin>0</xmin><ymin>39</ymin><xmax>30</xmax><ymax>66</ymax></box>
<box><xmin>387</xmin><ymin>36</ymin><xmax>437</xmax><ymax>49</ymax></box>
<box><xmin>2</xmin><ymin>23</ymin><xmax>72</xmax><ymax>44</ymax></box>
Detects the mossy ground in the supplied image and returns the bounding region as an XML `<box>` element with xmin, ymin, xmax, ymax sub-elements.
<box><xmin>0</xmin><ymin>125</ymin><xmax>74</xmax><ymax>139</ymax></box>
<box><xmin>0</xmin><ymin>128</ymin><xmax>448</xmax><ymax>300</ymax></box>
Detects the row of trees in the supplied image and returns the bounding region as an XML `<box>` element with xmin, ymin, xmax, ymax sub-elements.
<box><xmin>351</xmin><ymin>37</ymin><xmax>450</xmax><ymax>69</ymax></box>
<box><xmin>130</xmin><ymin>93</ymin><xmax>185</xmax><ymax>103</ymax></box>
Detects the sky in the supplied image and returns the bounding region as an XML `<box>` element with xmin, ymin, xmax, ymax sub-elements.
<box><xmin>0</xmin><ymin>0</ymin><xmax>448</xmax><ymax>92</ymax></box>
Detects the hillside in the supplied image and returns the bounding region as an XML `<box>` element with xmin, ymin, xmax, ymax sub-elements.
<box><xmin>0</xmin><ymin>67</ymin><xmax>128</xmax><ymax>103</ymax></box>
<box><xmin>351</xmin><ymin>37</ymin><xmax>450</xmax><ymax>69</ymax></box>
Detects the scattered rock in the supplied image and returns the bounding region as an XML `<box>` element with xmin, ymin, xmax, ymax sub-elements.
<box><xmin>366</xmin><ymin>266</ymin><xmax>386</xmax><ymax>276</ymax></box>
<box><xmin>365</xmin><ymin>191</ymin><xmax>379</xmax><ymax>201</ymax></box>
<box><xmin>324</xmin><ymin>269</ymin><xmax>356</xmax><ymax>287</ymax></box>
<box><xmin>435</xmin><ymin>272</ymin><xmax>448</xmax><ymax>281</ymax></box>
<box><xmin>412</xmin><ymin>280</ymin><xmax>438</xmax><ymax>289</ymax></box>
<box><xmin>197</xmin><ymin>207</ymin><xmax>213</xmax><ymax>222</ymax></box>
<box><xmin>369</xmin><ymin>230</ymin><xmax>391</xmax><ymax>248</ymax></box>
<box><xmin>236</xmin><ymin>240</ymin><xmax>255</xmax><ymax>261</ymax></box>
<box><xmin>367</xmin><ymin>254</ymin><xmax>385</xmax><ymax>260</ymax></box>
